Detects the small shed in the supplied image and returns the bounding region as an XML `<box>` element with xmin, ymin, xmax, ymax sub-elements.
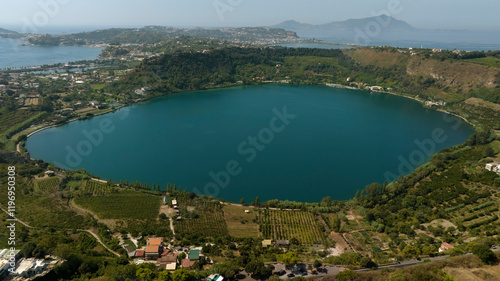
<box><xmin>275</xmin><ymin>240</ymin><xmax>290</xmax><ymax>246</ymax></box>
<box><xmin>262</xmin><ymin>239</ymin><xmax>272</xmax><ymax>247</ymax></box>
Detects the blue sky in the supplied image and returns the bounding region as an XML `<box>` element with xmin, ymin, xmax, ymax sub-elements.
<box><xmin>1</xmin><ymin>0</ymin><xmax>499</xmax><ymax>31</ymax></box>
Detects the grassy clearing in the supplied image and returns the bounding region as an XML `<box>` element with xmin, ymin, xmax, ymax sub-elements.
<box><xmin>90</xmin><ymin>84</ymin><xmax>106</xmax><ymax>90</ymax></box>
<box><xmin>74</xmin><ymin>190</ymin><xmax>162</xmax><ymax>219</ymax></box>
<box><xmin>466</xmin><ymin>57</ymin><xmax>500</xmax><ymax>68</ymax></box>
<box><xmin>223</xmin><ymin>204</ymin><xmax>259</xmax><ymax>238</ymax></box>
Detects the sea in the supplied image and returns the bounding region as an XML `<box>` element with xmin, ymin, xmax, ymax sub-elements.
<box><xmin>0</xmin><ymin>25</ymin><xmax>121</xmax><ymax>69</ymax></box>
<box><xmin>293</xmin><ymin>29</ymin><xmax>500</xmax><ymax>51</ymax></box>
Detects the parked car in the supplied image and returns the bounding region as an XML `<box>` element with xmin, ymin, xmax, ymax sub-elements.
<box><xmin>275</xmin><ymin>269</ymin><xmax>286</xmax><ymax>276</ymax></box>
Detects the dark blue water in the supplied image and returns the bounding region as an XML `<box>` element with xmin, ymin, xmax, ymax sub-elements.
<box><xmin>26</xmin><ymin>85</ymin><xmax>474</xmax><ymax>202</ymax></box>
<box><xmin>0</xmin><ymin>38</ymin><xmax>102</xmax><ymax>69</ymax></box>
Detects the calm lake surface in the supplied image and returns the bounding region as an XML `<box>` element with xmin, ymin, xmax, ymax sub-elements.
<box><xmin>26</xmin><ymin>85</ymin><xmax>474</xmax><ymax>202</ymax></box>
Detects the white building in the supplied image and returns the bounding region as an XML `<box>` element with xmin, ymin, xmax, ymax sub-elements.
<box><xmin>485</xmin><ymin>163</ymin><xmax>500</xmax><ymax>173</ymax></box>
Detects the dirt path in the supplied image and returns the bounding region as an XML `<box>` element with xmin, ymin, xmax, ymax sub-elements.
<box><xmin>70</xmin><ymin>198</ymin><xmax>100</xmax><ymax>221</ymax></box>
<box><xmin>0</xmin><ymin>204</ymin><xmax>34</xmax><ymax>228</ymax></box>
<box><xmin>81</xmin><ymin>229</ymin><xmax>120</xmax><ymax>257</ymax></box>
<box><xmin>0</xmin><ymin>204</ymin><xmax>120</xmax><ymax>257</ymax></box>
<box><xmin>169</xmin><ymin>216</ymin><xmax>175</xmax><ymax>242</ymax></box>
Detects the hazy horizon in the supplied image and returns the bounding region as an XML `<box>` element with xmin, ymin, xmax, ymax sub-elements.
<box><xmin>1</xmin><ymin>0</ymin><xmax>499</xmax><ymax>33</ymax></box>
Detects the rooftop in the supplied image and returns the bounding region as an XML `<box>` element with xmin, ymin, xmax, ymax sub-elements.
<box><xmin>145</xmin><ymin>245</ymin><xmax>159</xmax><ymax>254</ymax></box>
<box><xmin>147</xmin><ymin>237</ymin><xmax>163</xmax><ymax>246</ymax></box>
<box><xmin>181</xmin><ymin>259</ymin><xmax>196</xmax><ymax>269</ymax></box>
<box><xmin>188</xmin><ymin>249</ymin><xmax>200</xmax><ymax>260</ymax></box>
<box><xmin>262</xmin><ymin>239</ymin><xmax>272</xmax><ymax>247</ymax></box>
<box><xmin>157</xmin><ymin>253</ymin><xmax>178</xmax><ymax>264</ymax></box>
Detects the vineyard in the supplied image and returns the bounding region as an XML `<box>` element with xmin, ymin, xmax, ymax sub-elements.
<box><xmin>257</xmin><ymin>209</ymin><xmax>325</xmax><ymax>244</ymax></box>
<box><xmin>174</xmin><ymin>198</ymin><xmax>229</xmax><ymax>238</ymax></box>
<box><xmin>35</xmin><ymin>177</ymin><xmax>60</xmax><ymax>193</ymax></box>
<box><xmin>446</xmin><ymin>197</ymin><xmax>500</xmax><ymax>235</ymax></box>
<box><xmin>83</xmin><ymin>180</ymin><xmax>115</xmax><ymax>195</ymax></box>
<box><xmin>74</xmin><ymin>190</ymin><xmax>162</xmax><ymax>219</ymax></box>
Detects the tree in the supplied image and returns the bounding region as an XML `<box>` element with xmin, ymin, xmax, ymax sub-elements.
<box><xmin>290</xmin><ymin>237</ymin><xmax>300</xmax><ymax>245</ymax></box>
<box><xmin>402</xmin><ymin>245</ymin><xmax>420</xmax><ymax>258</ymax></box>
<box><xmin>278</xmin><ymin>252</ymin><xmax>299</xmax><ymax>267</ymax></box>
<box><xmin>239</xmin><ymin>197</ymin><xmax>245</xmax><ymax>205</ymax></box>
<box><xmin>158</xmin><ymin>270</ymin><xmax>173</xmax><ymax>281</ymax></box>
<box><xmin>22</xmin><ymin>242</ymin><xmax>37</xmax><ymax>258</ymax></box>
<box><xmin>331</xmin><ymin>215</ymin><xmax>341</xmax><ymax>232</ymax></box>
<box><xmin>484</xmin><ymin>147</ymin><xmax>495</xmax><ymax>157</ymax></box>
<box><xmin>172</xmin><ymin>269</ymin><xmax>196</xmax><ymax>281</ymax></box>
<box><xmin>33</xmin><ymin>246</ymin><xmax>47</xmax><ymax>259</ymax></box>
<box><xmin>245</xmin><ymin>260</ymin><xmax>263</xmax><ymax>275</ymax></box>
<box><xmin>159</xmin><ymin>213</ymin><xmax>167</xmax><ymax>220</ymax></box>
<box><xmin>313</xmin><ymin>259</ymin><xmax>322</xmax><ymax>269</ymax></box>
<box><xmin>365</xmin><ymin>182</ymin><xmax>381</xmax><ymax>197</ymax></box>
<box><xmin>360</xmin><ymin>257</ymin><xmax>377</xmax><ymax>268</ymax></box>
<box><xmin>178</xmin><ymin>252</ymin><xmax>186</xmax><ymax>262</ymax></box>
<box><xmin>268</xmin><ymin>275</ymin><xmax>281</xmax><ymax>281</ymax></box>
<box><xmin>254</xmin><ymin>196</ymin><xmax>260</xmax><ymax>206</ymax></box>
<box><xmin>213</xmin><ymin>262</ymin><xmax>240</xmax><ymax>279</ymax></box>
<box><xmin>136</xmin><ymin>267</ymin><xmax>155</xmax><ymax>281</ymax></box>
<box><xmin>472</xmin><ymin>244</ymin><xmax>497</xmax><ymax>265</ymax></box>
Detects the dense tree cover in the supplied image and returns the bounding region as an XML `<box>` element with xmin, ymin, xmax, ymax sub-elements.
<box><xmin>107</xmin><ymin>47</ymin><xmax>353</xmax><ymax>94</ymax></box>
<box><xmin>472</xmin><ymin>243</ymin><xmax>498</xmax><ymax>265</ymax></box>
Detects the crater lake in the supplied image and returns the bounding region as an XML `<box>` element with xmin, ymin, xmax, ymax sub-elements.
<box><xmin>26</xmin><ymin>85</ymin><xmax>474</xmax><ymax>202</ymax></box>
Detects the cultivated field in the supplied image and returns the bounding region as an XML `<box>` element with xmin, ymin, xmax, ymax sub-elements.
<box><xmin>74</xmin><ymin>190</ymin><xmax>162</xmax><ymax>219</ymax></box>
<box><xmin>35</xmin><ymin>177</ymin><xmax>60</xmax><ymax>193</ymax></box>
<box><xmin>174</xmin><ymin>197</ymin><xmax>229</xmax><ymax>238</ymax></box>
<box><xmin>257</xmin><ymin>209</ymin><xmax>325</xmax><ymax>244</ymax></box>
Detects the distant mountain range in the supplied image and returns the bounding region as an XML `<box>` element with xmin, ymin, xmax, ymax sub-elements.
<box><xmin>0</xmin><ymin>27</ymin><xmax>17</xmax><ymax>34</ymax></box>
<box><xmin>271</xmin><ymin>15</ymin><xmax>414</xmax><ymax>31</ymax></box>
<box><xmin>0</xmin><ymin>27</ymin><xmax>21</xmax><ymax>38</ymax></box>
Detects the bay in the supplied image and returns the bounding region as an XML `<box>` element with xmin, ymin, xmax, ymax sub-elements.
<box><xmin>0</xmin><ymin>38</ymin><xmax>102</xmax><ymax>69</ymax></box>
<box><xmin>26</xmin><ymin>85</ymin><xmax>474</xmax><ymax>202</ymax></box>
<box><xmin>295</xmin><ymin>30</ymin><xmax>500</xmax><ymax>51</ymax></box>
